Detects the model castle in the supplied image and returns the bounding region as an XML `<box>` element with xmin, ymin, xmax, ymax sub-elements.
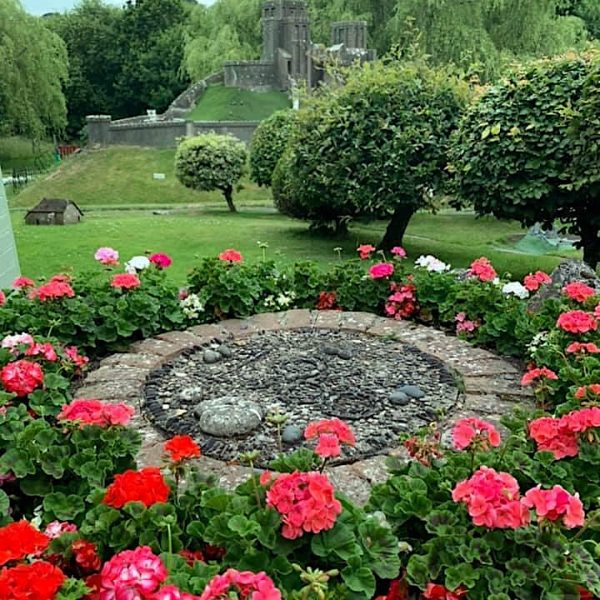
<box><xmin>223</xmin><ymin>0</ymin><xmax>376</xmax><ymax>91</ymax></box>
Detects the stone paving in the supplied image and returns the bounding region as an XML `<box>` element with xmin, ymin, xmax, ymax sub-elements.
<box><xmin>76</xmin><ymin>310</ymin><xmax>532</xmax><ymax>505</ymax></box>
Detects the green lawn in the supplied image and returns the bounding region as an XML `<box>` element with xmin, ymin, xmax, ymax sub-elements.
<box><xmin>9</xmin><ymin>145</ymin><xmax>581</xmax><ymax>283</ymax></box>
<box><xmin>9</xmin><ymin>146</ymin><xmax>269</xmax><ymax>209</ymax></box>
<box><xmin>12</xmin><ymin>208</ymin><xmax>580</xmax><ymax>284</ymax></box>
<box><xmin>187</xmin><ymin>85</ymin><xmax>290</xmax><ymax>121</ymax></box>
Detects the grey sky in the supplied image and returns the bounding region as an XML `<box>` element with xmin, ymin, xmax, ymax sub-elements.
<box><xmin>23</xmin><ymin>0</ymin><xmax>214</xmax><ymax>15</ymax></box>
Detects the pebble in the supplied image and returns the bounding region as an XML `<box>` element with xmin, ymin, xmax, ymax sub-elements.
<box><xmin>337</xmin><ymin>348</ymin><xmax>353</xmax><ymax>360</ymax></box>
<box><xmin>397</xmin><ymin>384</ymin><xmax>425</xmax><ymax>399</ymax></box>
<box><xmin>179</xmin><ymin>386</ymin><xmax>203</xmax><ymax>402</ymax></box>
<box><xmin>195</xmin><ymin>396</ymin><xmax>263</xmax><ymax>437</ymax></box>
<box><xmin>203</xmin><ymin>349</ymin><xmax>221</xmax><ymax>364</ymax></box>
<box><xmin>217</xmin><ymin>345</ymin><xmax>233</xmax><ymax>358</ymax></box>
<box><xmin>389</xmin><ymin>391</ymin><xmax>410</xmax><ymax>406</ymax></box>
<box><xmin>322</xmin><ymin>345</ymin><xmax>338</xmax><ymax>355</ymax></box>
<box><xmin>282</xmin><ymin>425</ymin><xmax>303</xmax><ymax>444</ymax></box>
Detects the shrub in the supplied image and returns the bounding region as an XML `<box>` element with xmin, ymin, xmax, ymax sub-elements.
<box><xmin>175</xmin><ymin>133</ymin><xmax>247</xmax><ymax>212</ymax></box>
<box><xmin>278</xmin><ymin>60</ymin><xmax>469</xmax><ymax>246</ymax></box>
<box><xmin>249</xmin><ymin>109</ymin><xmax>297</xmax><ymax>187</ymax></box>
<box><xmin>450</xmin><ymin>52</ymin><xmax>600</xmax><ymax>268</ymax></box>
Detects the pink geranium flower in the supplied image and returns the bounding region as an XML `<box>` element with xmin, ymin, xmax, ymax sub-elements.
<box><xmin>390</xmin><ymin>246</ymin><xmax>407</xmax><ymax>258</ymax></box>
<box><xmin>452</xmin><ymin>417</ymin><xmax>501</xmax><ymax>451</ymax></box>
<box><xmin>357</xmin><ymin>244</ymin><xmax>376</xmax><ymax>260</ymax></box>
<box><xmin>574</xmin><ymin>384</ymin><xmax>600</xmax><ymax>400</ymax></box>
<box><xmin>218</xmin><ymin>249</ymin><xmax>243</xmax><ymax>263</ymax></box>
<box><xmin>111</xmin><ymin>273</ymin><xmax>141</xmax><ymax>290</ymax></box>
<box><xmin>266</xmin><ymin>471</ymin><xmax>341</xmax><ymax>539</ymax></box>
<box><xmin>98</xmin><ymin>546</ymin><xmax>167</xmax><ymax>597</ymax></box>
<box><xmin>369</xmin><ymin>262</ymin><xmax>394</xmax><ymax>279</ymax></box>
<box><xmin>58</xmin><ymin>399</ymin><xmax>134</xmax><ymax>427</ymax></box>
<box><xmin>0</xmin><ymin>360</ymin><xmax>44</xmax><ymax>397</ymax></box>
<box><xmin>199</xmin><ymin>569</ymin><xmax>281</xmax><ymax>600</ymax></box>
<box><xmin>523</xmin><ymin>271</ymin><xmax>552</xmax><ymax>292</ymax></box>
<box><xmin>522</xmin><ymin>485</ymin><xmax>585</xmax><ymax>528</ymax></box>
<box><xmin>44</xmin><ymin>521</ymin><xmax>78</xmax><ymax>539</ymax></box>
<box><xmin>563</xmin><ymin>282</ymin><xmax>597</xmax><ymax>303</ymax></box>
<box><xmin>468</xmin><ymin>257</ymin><xmax>497</xmax><ymax>282</ymax></box>
<box><xmin>566</xmin><ymin>342</ymin><xmax>600</xmax><ymax>354</ymax></box>
<box><xmin>452</xmin><ymin>466</ymin><xmax>529</xmax><ymax>529</ymax></box>
<box><xmin>521</xmin><ymin>366</ymin><xmax>558</xmax><ymax>386</ymax></box>
<box><xmin>455</xmin><ymin>312</ymin><xmax>478</xmax><ymax>335</ymax></box>
<box><xmin>94</xmin><ymin>247</ymin><xmax>119</xmax><ymax>265</ymax></box>
<box><xmin>529</xmin><ymin>416</ymin><xmax>580</xmax><ymax>459</ymax></box>
<box><xmin>149</xmin><ymin>253</ymin><xmax>172</xmax><ymax>269</ymax></box>
<box><xmin>556</xmin><ymin>311</ymin><xmax>598</xmax><ymax>334</ymax></box>
<box><xmin>315</xmin><ymin>433</ymin><xmax>342</xmax><ymax>458</ymax></box>
<box><xmin>0</xmin><ymin>291</ymin><xmax>5</xmax><ymax>306</ymax></box>
<box><xmin>12</xmin><ymin>277</ymin><xmax>35</xmax><ymax>289</ymax></box>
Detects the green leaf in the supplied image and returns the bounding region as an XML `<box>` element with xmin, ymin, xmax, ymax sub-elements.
<box><xmin>341</xmin><ymin>566</ymin><xmax>376</xmax><ymax>597</ymax></box>
<box><xmin>445</xmin><ymin>563</ymin><xmax>479</xmax><ymax>590</ymax></box>
<box><xmin>43</xmin><ymin>493</ymin><xmax>85</xmax><ymax>521</ymax></box>
<box><xmin>311</xmin><ymin>522</ymin><xmax>361</xmax><ymax>560</ymax></box>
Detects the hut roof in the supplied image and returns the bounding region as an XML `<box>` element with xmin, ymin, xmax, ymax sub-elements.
<box><xmin>25</xmin><ymin>198</ymin><xmax>83</xmax><ymax>216</ymax></box>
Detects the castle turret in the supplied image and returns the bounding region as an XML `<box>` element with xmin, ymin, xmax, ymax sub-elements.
<box><xmin>331</xmin><ymin>21</ymin><xmax>368</xmax><ymax>49</ymax></box>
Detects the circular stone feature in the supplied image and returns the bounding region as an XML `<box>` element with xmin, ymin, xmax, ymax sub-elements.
<box><xmin>143</xmin><ymin>329</ymin><xmax>460</xmax><ymax>466</ymax></box>
<box><xmin>195</xmin><ymin>396</ymin><xmax>263</xmax><ymax>437</ymax></box>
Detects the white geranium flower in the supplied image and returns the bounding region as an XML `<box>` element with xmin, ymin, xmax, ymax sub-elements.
<box><xmin>125</xmin><ymin>256</ymin><xmax>151</xmax><ymax>273</ymax></box>
<box><xmin>1</xmin><ymin>332</ymin><xmax>34</xmax><ymax>350</ymax></box>
<box><xmin>415</xmin><ymin>255</ymin><xmax>450</xmax><ymax>273</ymax></box>
<box><xmin>180</xmin><ymin>293</ymin><xmax>204</xmax><ymax>319</ymax></box>
<box><xmin>502</xmin><ymin>281</ymin><xmax>530</xmax><ymax>299</ymax></box>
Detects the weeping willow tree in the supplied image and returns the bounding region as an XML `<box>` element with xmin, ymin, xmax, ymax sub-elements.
<box><xmin>388</xmin><ymin>0</ymin><xmax>589</xmax><ymax>79</ymax></box>
<box><xmin>0</xmin><ymin>0</ymin><xmax>68</xmax><ymax>139</ymax></box>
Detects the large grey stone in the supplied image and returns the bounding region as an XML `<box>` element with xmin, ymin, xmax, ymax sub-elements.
<box><xmin>195</xmin><ymin>396</ymin><xmax>263</xmax><ymax>437</ymax></box>
<box><xmin>528</xmin><ymin>259</ymin><xmax>600</xmax><ymax>311</ymax></box>
<box><xmin>397</xmin><ymin>385</ymin><xmax>425</xmax><ymax>399</ymax></box>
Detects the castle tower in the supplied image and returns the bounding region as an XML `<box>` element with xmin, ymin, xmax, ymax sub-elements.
<box><xmin>262</xmin><ymin>0</ymin><xmax>311</xmax><ymax>84</ymax></box>
<box><xmin>331</xmin><ymin>21</ymin><xmax>368</xmax><ymax>49</ymax></box>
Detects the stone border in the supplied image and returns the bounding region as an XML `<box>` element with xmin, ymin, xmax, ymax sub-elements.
<box><xmin>76</xmin><ymin>311</ymin><xmax>532</xmax><ymax>504</ymax></box>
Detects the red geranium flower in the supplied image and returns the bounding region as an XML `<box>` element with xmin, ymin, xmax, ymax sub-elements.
<box><xmin>1</xmin><ymin>360</ymin><xmax>44</xmax><ymax>397</ymax></box>
<box><xmin>566</xmin><ymin>342</ymin><xmax>600</xmax><ymax>354</ymax></box>
<box><xmin>72</xmin><ymin>540</ymin><xmax>101</xmax><ymax>573</ymax></box>
<box><xmin>111</xmin><ymin>273</ymin><xmax>141</xmax><ymax>290</ymax></box>
<box><xmin>316</xmin><ymin>291</ymin><xmax>339</xmax><ymax>311</ymax></box>
<box><xmin>103</xmin><ymin>467</ymin><xmax>170</xmax><ymax>509</ymax></box>
<box><xmin>179</xmin><ymin>549</ymin><xmax>205</xmax><ymax>566</ymax></box>
<box><xmin>149</xmin><ymin>253</ymin><xmax>172</xmax><ymax>269</ymax></box>
<box><xmin>423</xmin><ymin>583</ymin><xmax>468</xmax><ymax>599</ymax></box>
<box><xmin>218</xmin><ymin>249</ymin><xmax>243</xmax><ymax>263</ymax></box>
<box><xmin>0</xmin><ymin>521</ymin><xmax>50</xmax><ymax>566</ymax></box>
<box><xmin>452</xmin><ymin>417</ymin><xmax>501</xmax><ymax>451</ymax></box>
<box><xmin>0</xmin><ymin>291</ymin><xmax>5</xmax><ymax>306</ymax></box>
<box><xmin>468</xmin><ymin>257</ymin><xmax>497</xmax><ymax>282</ymax></box>
<box><xmin>164</xmin><ymin>435</ymin><xmax>201</xmax><ymax>462</ymax></box>
<box><xmin>0</xmin><ymin>561</ymin><xmax>66</xmax><ymax>600</ymax></box>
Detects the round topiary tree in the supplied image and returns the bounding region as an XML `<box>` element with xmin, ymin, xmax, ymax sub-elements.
<box><xmin>250</xmin><ymin>109</ymin><xmax>298</xmax><ymax>187</ymax></box>
<box><xmin>278</xmin><ymin>60</ymin><xmax>469</xmax><ymax>246</ymax></box>
<box><xmin>450</xmin><ymin>52</ymin><xmax>600</xmax><ymax>268</ymax></box>
<box><xmin>175</xmin><ymin>133</ymin><xmax>247</xmax><ymax>212</ymax></box>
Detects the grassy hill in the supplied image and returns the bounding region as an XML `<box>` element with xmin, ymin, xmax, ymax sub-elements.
<box><xmin>9</xmin><ymin>146</ymin><xmax>270</xmax><ymax>209</ymax></box>
<box><xmin>187</xmin><ymin>85</ymin><xmax>290</xmax><ymax>121</ymax></box>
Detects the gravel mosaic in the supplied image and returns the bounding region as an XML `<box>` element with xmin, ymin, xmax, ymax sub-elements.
<box><xmin>142</xmin><ymin>329</ymin><xmax>460</xmax><ymax>466</ymax></box>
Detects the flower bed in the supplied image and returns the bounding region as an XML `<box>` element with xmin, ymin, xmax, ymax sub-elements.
<box><xmin>0</xmin><ymin>247</ymin><xmax>598</xmax><ymax>599</ymax></box>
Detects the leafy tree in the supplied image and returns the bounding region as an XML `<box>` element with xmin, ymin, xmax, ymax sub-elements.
<box><xmin>115</xmin><ymin>0</ymin><xmax>190</xmax><ymax>117</ymax></box>
<box><xmin>388</xmin><ymin>0</ymin><xmax>588</xmax><ymax>80</ymax></box>
<box><xmin>278</xmin><ymin>60</ymin><xmax>469</xmax><ymax>246</ymax></box>
<box><xmin>450</xmin><ymin>52</ymin><xmax>600</xmax><ymax>268</ymax></box>
<box><xmin>249</xmin><ymin>110</ymin><xmax>297</xmax><ymax>187</ymax></box>
<box><xmin>175</xmin><ymin>134</ymin><xmax>247</xmax><ymax>212</ymax></box>
<box><xmin>0</xmin><ymin>0</ymin><xmax>68</xmax><ymax>139</ymax></box>
<box><xmin>47</xmin><ymin>0</ymin><xmax>123</xmax><ymax>137</ymax></box>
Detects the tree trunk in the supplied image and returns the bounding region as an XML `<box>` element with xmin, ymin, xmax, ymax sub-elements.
<box><xmin>580</xmin><ymin>223</ymin><xmax>600</xmax><ymax>270</ymax></box>
<box><xmin>223</xmin><ymin>186</ymin><xmax>237</xmax><ymax>212</ymax></box>
<box><xmin>379</xmin><ymin>204</ymin><xmax>416</xmax><ymax>251</ymax></box>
